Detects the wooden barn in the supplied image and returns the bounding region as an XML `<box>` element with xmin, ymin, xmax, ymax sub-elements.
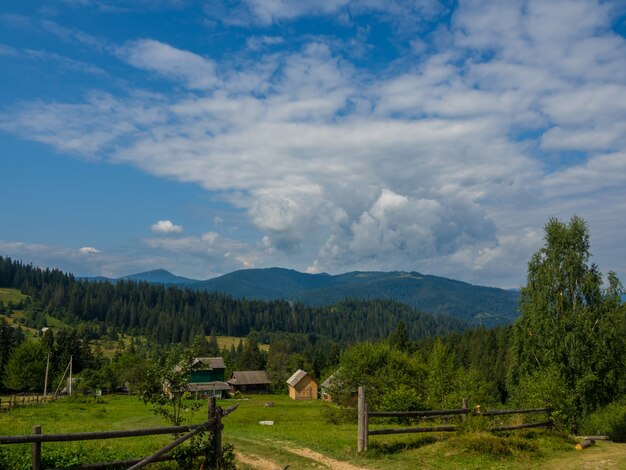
<box><xmin>228</xmin><ymin>371</ymin><xmax>271</xmax><ymax>394</ymax></box>
<box><xmin>286</xmin><ymin>369</ymin><xmax>317</xmax><ymax>400</ymax></box>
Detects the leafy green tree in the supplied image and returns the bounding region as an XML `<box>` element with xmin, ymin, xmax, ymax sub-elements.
<box><xmin>333</xmin><ymin>342</ymin><xmax>426</xmax><ymax>410</ymax></box>
<box><xmin>0</xmin><ymin>319</ymin><xmax>18</xmax><ymax>387</ymax></box>
<box><xmin>509</xmin><ymin>216</ymin><xmax>626</xmax><ymax>422</ymax></box>
<box><xmin>424</xmin><ymin>338</ymin><xmax>456</xmax><ymax>408</ymax></box>
<box><xmin>3</xmin><ymin>340</ymin><xmax>46</xmax><ymax>392</ymax></box>
<box><xmin>140</xmin><ymin>347</ymin><xmax>198</xmax><ymax>426</ymax></box>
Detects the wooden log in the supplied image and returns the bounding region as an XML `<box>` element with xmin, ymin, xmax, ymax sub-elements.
<box><xmin>369</xmin><ymin>425</ymin><xmax>458</xmax><ymax>436</ymax></box>
<box><xmin>575</xmin><ymin>439</ymin><xmax>596</xmax><ymax>450</ymax></box>
<box><xmin>575</xmin><ymin>435</ymin><xmax>609</xmax><ymax>441</ymax></box>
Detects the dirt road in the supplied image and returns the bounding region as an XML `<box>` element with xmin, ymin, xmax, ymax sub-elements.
<box><xmin>235</xmin><ymin>444</ymin><xmax>369</xmax><ymax>470</ymax></box>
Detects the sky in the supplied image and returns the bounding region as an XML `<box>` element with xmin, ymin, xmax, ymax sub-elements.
<box><xmin>1</xmin><ymin>0</ymin><xmax>626</xmax><ymax>289</ymax></box>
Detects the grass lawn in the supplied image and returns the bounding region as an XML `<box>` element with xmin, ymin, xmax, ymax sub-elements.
<box><xmin>1</xmin><ymin>394</ymin><xmax>626</xmax><ymax>469</ymax></box>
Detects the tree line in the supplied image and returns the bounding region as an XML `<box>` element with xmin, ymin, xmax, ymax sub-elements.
<box><xmin>1</xmin><ymin>216</ymin><xmax>624</xmax><ymax>430</ymax></box>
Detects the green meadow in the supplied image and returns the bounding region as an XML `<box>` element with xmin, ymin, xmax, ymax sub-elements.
<box><xmin>2</xmin><ymin>394</ymin><xmax>626</xmax><ymax>469</ymax></box>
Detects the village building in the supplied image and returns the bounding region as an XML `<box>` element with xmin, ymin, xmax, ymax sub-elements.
<box><xmin>188</xmin><ymin>357</ymin><xmax>230</xmax><ymax>399</ymax></box>
<box><xmin>320</xmin><ymin>374</ymin><xmax>336</xmax><ymax>402</ymax></box>
<box><xmin>228</xmin><ymin>371</ymin><xmax>271</xmax><ymax>394</ymax></box>
<box><xmin>286</xmin><ymin>369</ymin><xmax>318</xmax><ymax>400</ymax></box>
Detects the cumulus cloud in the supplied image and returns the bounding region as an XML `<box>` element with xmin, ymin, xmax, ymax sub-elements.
<box><xmin>151</xmin><ymin>220</ymin><xmax>183</xmax><ymax>234</ymax></box>
<box><xmin>2</xmin><ymin>0</ymin><xmax>626</xmax><ymax>286</ymax></box>
<box><xmin>144</xmin><ymin>230</ymin><xmax>265</xmax><ymax>273</ymax></box>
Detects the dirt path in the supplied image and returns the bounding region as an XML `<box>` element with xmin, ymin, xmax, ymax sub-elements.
<box><xmin>536</xmin><ymin>442</ymin><xmax>626</xmax><ymax>469</ymax></box>
<box><xmin>282</xmin><ymin>445</ymin><xmax>368</xmax><ymax>470</ymax></box>
<box><xmin>235</xmin><ymin>444</ymin><xmax>369</xmax><ymax>470</ymax></box>
<box><xmin>235</xmin><ymin>450</ymin><xmax>283</xmax><ymax>470</ymax></box>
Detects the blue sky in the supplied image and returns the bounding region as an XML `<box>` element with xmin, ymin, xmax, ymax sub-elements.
<box><xmin>1</xmin><ymin>0</ymin><xmax>626</xmax><ymax>288</ymax></box>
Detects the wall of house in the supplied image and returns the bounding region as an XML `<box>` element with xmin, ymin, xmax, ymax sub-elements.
<box><xmin>289</xmin><ymin>375</ymin><xmax>318</xmax><ymax>400</ymax></box>
<box><xmin>191</xmin><ymin>369</ymin><xmax>224</xmax><ymax>382</ymax></box>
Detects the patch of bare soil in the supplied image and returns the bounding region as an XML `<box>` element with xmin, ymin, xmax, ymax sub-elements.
<box><xmin>538</xmin><ymin>442</ymin><xmax>626</xmax><ymax>469</ymax></box>
<box><xmin>282</xmin><ymin>445</ymin><xmax>369</xmax><ymax>470</ymax></box>
<box><xmin>235</xmin><ymin>444</ymin><xmax>369</xmax><ymax>470</ymax></box>
<box><xmin>235</xmin><ymin>450</ymin><xmax>283</xmax><ymax>470</ymax></box>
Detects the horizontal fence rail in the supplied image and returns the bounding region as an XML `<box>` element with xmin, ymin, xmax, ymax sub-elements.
<box><xmin>357</xmin><ymin>386</ymin><xmax>553</xmax><ymax>452</ymax></box>
<box><xmin>0</xmin><ymin>424</ymin><xmax>211</xmax><ymax>445</ymax></box>
<box><xmin>0</xmin><ymin>398</ymin><xmax>238</xmax><ymax>470</ymax></box>
<box><xmin>369</xmin><ymin>408</ymin><xmax>470</xmax><ymax>418</ymax></box>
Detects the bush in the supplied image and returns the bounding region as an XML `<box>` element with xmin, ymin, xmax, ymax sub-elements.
<box><xmin>509</xmin><ymin>364</ymin><xmax>572</xmax><ymax>429</ymax></box>
<box><xmin>321</xmin><ymin>404</ymin><xmax>357</xmax><ymax>424</ymax></box>
<box><xmin>581</xmin><ymin>401</ymin><xmax>626</xmax><ymax>442</ymax></box>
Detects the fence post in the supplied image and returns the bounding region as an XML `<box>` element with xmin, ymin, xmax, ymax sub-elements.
<box><xmin>208</xmin><ymin>396</ymin><xmax>223</xmax><ymax>468</ymax></box>
<box><xmin>32</xmin><ymin>425</ymin><xmax>42</xmax><ymax>470</ymax></box>
<box><xmin>358</xmin><ymin>386</ymin><xmax>368</xmax><ymax>452</ymax></box>
<box><xmin>461</xmin><ymin>398</ymin><xmax>468</xmax><ymax>424</ymax></box>
<box><xmin>216</xmin><ymin>406</ymin><xmax>223</xmax><ymax>469</ymax></box>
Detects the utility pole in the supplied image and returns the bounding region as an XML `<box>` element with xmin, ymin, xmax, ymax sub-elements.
<box><xmin>43</xmin><ymin>352</ymin><xmax>50</xmax><ymax>398</ymax></box>
<box><xmin>68</xmin><ymin>355</ymin><xmax>73</xmax><ymax>396</ymax></box>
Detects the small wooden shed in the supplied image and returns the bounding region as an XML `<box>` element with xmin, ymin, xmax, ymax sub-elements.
<box><xmin>286</xmin><ymin>369</ymin><xmax>317</xmax><ymax>400</ymax></box>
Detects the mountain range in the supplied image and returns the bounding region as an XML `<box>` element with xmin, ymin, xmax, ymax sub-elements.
<box><xmin>84</xmin><ymin>268</ymin><xmax>520</xmax><ymax>326</ymax></box>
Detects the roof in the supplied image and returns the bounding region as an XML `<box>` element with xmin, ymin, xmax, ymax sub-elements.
<box><xmin>192</xmin><ymin>357</ymin><xmax>225</xmax><ymax>369</ymax></box>
<box><xmin>321</xmin><ymin>374</ymin><xmax>336</xmax><ymax>388</ymax></box>
<box><xmin>228</xmin><ymin>371</ymin><xmax>271</xmax><ymax>386</ymax></box>
<box><xmin>187</xmin><ymin>381</ymin><xmax>231</xmax><ymax>392</ymax></box>
<box><xmin>286</xmin><ymin>369</ymin><xmax>310</xmax><ymax>387</ymax></box>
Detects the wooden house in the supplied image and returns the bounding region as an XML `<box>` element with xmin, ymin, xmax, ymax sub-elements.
<box><xmin>188</xmin><ymin>357</ymin><xmax>230</xmax><ymax>399</ymax></box>
<box><xmin>190</xmin><ymin>357</ymin><xmax>225</xmax><ymax>382</ymax></box>
<box><xmin>286</xmin><ymin>369</ymin><xmax>317</xmax><ymax>400</ymax></box>
<box><xmin>320</xmin><ymin>374</ymin><xmax>336</xmax><ymax>402</ymax></box>
<box><xmin>228</xmin><ymin>371</ymin><xmax>271</xmax><ymax>394</ymax></box>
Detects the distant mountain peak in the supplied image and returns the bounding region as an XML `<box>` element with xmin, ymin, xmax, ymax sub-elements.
<box><xmin>123</xmin><ymin>269</ymin><xmax>198</xmax><ymax>285</ymax></box>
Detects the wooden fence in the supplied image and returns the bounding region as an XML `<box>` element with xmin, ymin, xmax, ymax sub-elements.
<box><xmin>357</xmin><ymin>386</ymin><xmax>552</xmax><ymax>452</ymax></box>
<box><xmin>0</xmin><ymin>397</ymin><xmax>237</xmax><ymax>470</ymax></box>
<box><xmin>0</xmin><ymin>395</ymin><xmax>55</xmax><ymax>412</ymax></box>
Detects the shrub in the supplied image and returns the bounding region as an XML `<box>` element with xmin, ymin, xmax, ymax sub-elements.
<box><xmin>321</xmin><ymin>404</ymin><xmax>357</xmax><ymax>424</ymax></box>
<box><xmin>509</xmin><ymin>364</ymin><xmax>572</xmax><ymax>429</ymax></box>
<box><xmin>581</xmin><ymin>401</ymin><xmax>626</xmax><ymax>442</ymax></box>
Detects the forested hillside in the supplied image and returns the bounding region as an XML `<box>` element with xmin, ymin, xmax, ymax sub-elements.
<box><xmin>88</xmin><ymin>266</ymin><xmax>520</xmax><ymax>326</ymax></box>
<box><xmin>0</xmin><ymin>257</ymin><xmax>467</xmax><ymax>346</ymax></box>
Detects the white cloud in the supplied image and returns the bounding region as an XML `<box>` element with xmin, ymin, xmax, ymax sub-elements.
<box><xmin>246</xmin><ymin>35</ymin><xmax>284</xmax><ymax>50</ymax></box>
<box><xmin>117</xmin><ymin>39</ymin><xmax>219</xmax><ymax>90</ymax></box>
<box><xmin>79</xmin><ymin>246</ymin><xmax>101</xmax><ymax>254</ymax></box>
<box><xmin>151</xmin><ymin>220</ymin><xmax>183</xmax><ymax>234</ymax></box>
<box><xmin>2</xmin><ymin>1</ymin><xmax>626</xmax><ymax>287</ymax></box>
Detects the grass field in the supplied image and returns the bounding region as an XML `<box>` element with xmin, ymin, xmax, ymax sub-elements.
<box><xmin>2</xmin><ymin>394</ymin><xmax>626</xmax><ymax>469</ymax></box>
